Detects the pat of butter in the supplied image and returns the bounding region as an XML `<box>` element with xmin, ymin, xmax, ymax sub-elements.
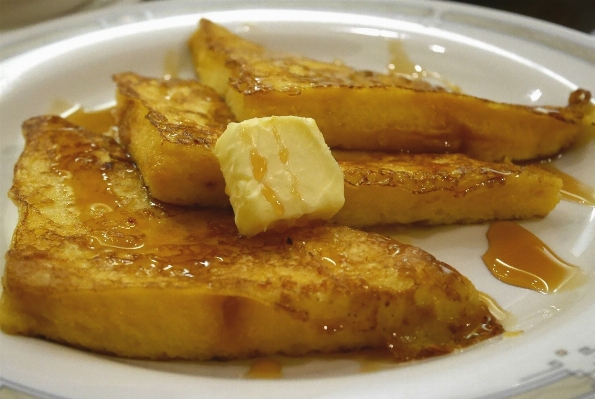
<box><xmin>214</xmin><ymin>116</ymin><xmax>344</xmax><ymax>237</ymax></box>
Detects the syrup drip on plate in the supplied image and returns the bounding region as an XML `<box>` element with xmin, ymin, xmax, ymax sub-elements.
<box><xmin>64</xmin><ymin>105</ymin><xmax>115</xmax><ymax>134</ymax></box>
<box><xmin>51</xmin><ymin>101</ymin><xmax>116</xmax><ymax>133</ymax></box>
<box><xmin>243</xmin><ymin>349</ymin><xmax>398</xmax><ymax>379</ymax></box>
<box><xmin>482</xmin><ymin>221</ymin><xmax>578</xmax><ymax>294</ymax></box>
<box><xmin>386</xmin><ymin>38</ymin><xmax>460</xmax><ymax>92</ymax></box>
<box><xmin>244</xmin><ymin>358</ymin><xmax>283</xmax><ymax>379</ymax></box>
<box><xmin>386</xmin><ymin>39</ymin><xmax>417</xmax><ymax>75</ymax></box>
<box><xmin>477</xmin><ymin>292</ymin><xmax>509</xmax><ymax>323</ymax></box>
<box><xmin>163</xmin><ymin>48</ymin><xmax>181</xmax><ymax>80</ymax></box>
<box><xmin>539</xmin><ymin>163</ymin><xmax>595</xmax><ymax>206</ymax></box>
<box><xmin>50</xmin><ymin>100</ymin><xmax>116</xmax><ymax>135</ymax></box>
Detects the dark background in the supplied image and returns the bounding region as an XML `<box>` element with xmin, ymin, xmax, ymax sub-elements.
<box><xmin>454</xmin><ymin>0</ymin><xmax>595</xmax><ymax>34</ymax></box>
<box><xmin>3</xmin><ymin>1</ymin><xmax>594</xmax><ymax>34</ymax></box>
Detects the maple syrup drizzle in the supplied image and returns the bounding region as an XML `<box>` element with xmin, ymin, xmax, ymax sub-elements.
<box><xmin>250</xmin><ymin>149</ymin><xmax>268</xmax><ymax>182</ymax></box>
<box><xmin>245</xmin><ymin>358</ymin><xmax>283</xmax><ymax>379</ymax></box>
<box><xmin>271</xmin><ymin>124</ymin><xmax>303</xmax><ymax>204</ymax></box>
<box><xmin>315</xmin><ymin>349</ymin><xmax>397</xmax><ymax>373</ymax></box>
<box><xmin>52</xmin><ymin>126</ymin><xmax>147</xmax><ymax>252</ymax></box>
<box><xmin>249</xmin><ymin>147</ymin><xmax>284</xmax><ymax>216</ymax></box>
<box><xmin>64</xmin><ymin>105</ymin><xmax>116</xmax><ymax>134</ymax></box>
<box><xmin>163</xmin><ymin>48</ymin><xmax>180</xmax><ymax>80</ymax></box>
<box><xmin>261</xmin><ymin>184</ymin><xmax>285</xmax><ymax>216</ymax></box>
<box><xmin>245</xmin><ymin>128</ymin><xmax>285</xmax><ymax>216</ymax></box>
<box><xmin>477</xmin><ymin>292</ymin><xmax>522</xmax><ymax>333</ymax></box>
<box><xmin>243</xmin><ymin>349</ymin><xmax>398</xmax><ymax>379</ymax></box>
<box><xmin>387</xmin><ymin>39</ymin><xmax>460</xmax><ymax>92</ymax></box>
<box><xmin>482</xmin><ymin>221</ymin><xmax>578</xmax><ymax>294</ymax></box>
<box><xmin>353</xmin><ymin>350</ymin><xmax>398</xmax><ymax>373</ymax></box>
<box><xmin>539</xmin><ymin>163</ymin><xmax>595</xmax><ymax>206</ymax></box>
<box><xmin>503</xmin><ymin>330</ymin><xmax>524</xmax><ymax>338</ymax></box>
<box><xmin>387</xmin><ymin>39</ymin><xmax>417</xmax><ymax>75</ymax></box>
<box><xmin>477</xmin><ymin>292</ymin><xmax>509</xmax><ymax>322</ymax></box>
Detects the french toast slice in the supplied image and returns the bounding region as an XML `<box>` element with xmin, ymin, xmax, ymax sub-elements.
<box><xmin>334</xmin><ymin>151</ymin><xmax>562</xmax><ymax>227</ymax></box>
<box><xmin>115</xmin><ymin>72</ymin><xmax>562</xmax><ymax>225</ymax></box>
<box><xmin>1</xmin><ymin>116</ymin><xmax>503</xmax><ymax>361</ymax></box>
<box><xmin>114</xmin><ymin>72</ymin><xmax>234</xmax><ymax>206</ymax></box>
<box><xmin>189</xmin><ymin>18</ymin><xmax>594</xmax><ymax>162</ymax></box>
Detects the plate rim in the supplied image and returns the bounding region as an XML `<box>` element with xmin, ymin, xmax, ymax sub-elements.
<box><xmin>1</xmin><ymin>0</ymin><xmax>594</xmax><ymax>62</ymax></box>
<box><xmin>1</xmin><ymin>1</ymin><xmax>594</xmax><ymax>399</ymax></box>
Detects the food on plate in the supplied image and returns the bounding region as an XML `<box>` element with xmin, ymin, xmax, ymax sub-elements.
<box><xmin>189</xmin><ymin>18</ymin><xmax>593</xmax><ymax>162</ymax></box>
<box><xmin>114</xmin><ymin>72</ymin><xmax>562</xmax><ymax>225</ymax></box>
<box><xmin>114</xmin><ymin>72</ymin><xmax>235</xmax><ymax>206</ymax></box>
<box><xmin>333</xmin><ymin>151</ymin><xmax>562</xmax><ymax>227</ymax></box>
<box><xmin>0</xmin><ymin>116</ymin><xmax>503</xmax><ymax>361</ymax></box>
<box><xmin>214</xmin><ymin>116</ymin><xmax>344</xmax><ymax>237</ymax></box>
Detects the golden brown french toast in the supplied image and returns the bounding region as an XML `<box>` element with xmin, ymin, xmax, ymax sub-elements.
<box><xmin>115</xmin><ymin>72</ymin><xmax>562</xmax><ymax>225</ymax></box>
<box><xmin>334</xmin><ymin>151</ymin><xmax>562</xmax><ymax>227</ymax></box>
<box><xmin>189</xmin><ymin>18</ymin><xmax>593</xmax><ymax>162</ymax></box>
<box><xmin>114</xmin><ymin>72</ymin><xmax>234</xmax><ymax>206</ymax></box>
<box><xmin>0</xmin><ymin>116</ymin><xmax>502</xmax><ymax>361</ymax></box>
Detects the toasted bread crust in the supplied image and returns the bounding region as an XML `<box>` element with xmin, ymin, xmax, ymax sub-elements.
<box><xmin>1</xmin><ymin>116</ymin><xmax>502</xmax><ymax>361</ymax></box>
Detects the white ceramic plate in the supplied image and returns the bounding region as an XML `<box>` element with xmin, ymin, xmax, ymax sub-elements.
<box><xmin>1</xmin><ymin>1</ymin><xmax>594</xmax><ymax>398</ymax></box>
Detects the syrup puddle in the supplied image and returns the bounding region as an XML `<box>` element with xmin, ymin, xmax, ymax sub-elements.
<box><xmin>482</xmin><ymin>221</ymin><xmax>580</xmax><ymax>294</ymax></box>
<box><xmin>51</xmin><ymin>100</ymin><xmax>116</xmax><ymax>135</ymax></box>
<box><xmin>64</xmin><ymin>105</ymin><xmax>115</xmax><ymax>134</ymax></box>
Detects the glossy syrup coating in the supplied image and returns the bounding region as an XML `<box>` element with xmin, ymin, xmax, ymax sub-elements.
<box><xmin>483</xmin><ymin>221</ymin><xmax>578</xmax><ymax>294</ymax></box>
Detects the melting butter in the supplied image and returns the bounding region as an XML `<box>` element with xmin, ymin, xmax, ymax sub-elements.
<box><xmin>214</xmin><ymin>116</ymin><xmax>344</xmax><ymax>237</ymax></box>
